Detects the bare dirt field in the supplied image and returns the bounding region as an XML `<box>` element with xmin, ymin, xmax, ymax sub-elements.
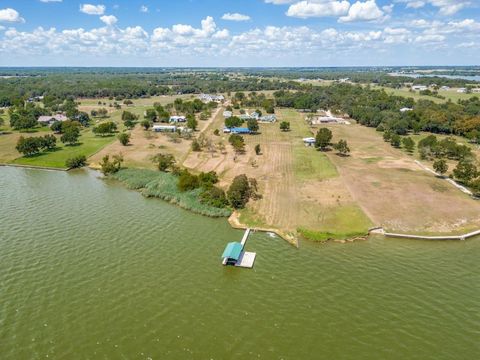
<box><xmin>320</xmin><ymin>123</ymin><xmax>480</xmax><ymax>234</ymax></box>
<box><xmin>184</xmin><ymin>108</ymin><xmax>372</xmax><ymax>240</ymax></box>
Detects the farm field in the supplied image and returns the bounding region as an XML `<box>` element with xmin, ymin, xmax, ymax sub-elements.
<box><xmin>377</xmin><ymin>86</ymin><xmax>479</xmax><ymax>103</ymax></box>
<box><xmin>184</xmin><ymin>108</ymin><xmax>372</xmax><ymax>241</ymax></box>
<box><xmin>320</xmin><ymin>123</ymin><xmax>480</xmax><ymax>234</ymax></box>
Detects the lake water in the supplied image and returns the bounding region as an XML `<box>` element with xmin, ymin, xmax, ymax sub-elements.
<box><xmin>389</xmin><ymin>72</ymin><xmax>480</xmax><ymax>82</ymax></box>
<box><xmin>1</xmin><ymin>167</ymin><xmax>479</xmax><ymax>359</ymax></box>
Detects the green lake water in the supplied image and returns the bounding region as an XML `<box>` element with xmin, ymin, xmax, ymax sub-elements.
<box><xmin>0</xmin><ymin>166</ymin><xmax>479</xmax><ymax>359</ymax></box>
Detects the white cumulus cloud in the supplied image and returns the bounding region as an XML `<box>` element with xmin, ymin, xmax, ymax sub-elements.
<box><xmin>222</xmin><ymin>13</ymin><xmax>251</xmax><ymax>21</ymax></box>
<box><xmin>339</xmin><ymin>0</ymin><xmax>386</xmax><ymax>23</ymax></box>
<box><xmin>0</xmin><ymin>8</ymin><xmax>25</xmax><ymax>23</ymax></box>
<box><xmin>100</xmin><ymin>15</ymin><xmax>117</xmax><ymax>26</ymax></box>
<box><xmin>286</xmin><ymin>1</ymin><xmax>351</xmax><ymax>18</ymax></box>
<box><xmin>80</xmin><ymin>4</ymin><xmax>106</xmax><ymax>15</ymax></box>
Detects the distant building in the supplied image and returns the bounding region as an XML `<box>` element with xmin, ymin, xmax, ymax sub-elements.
<box><xmin>457</xmin><ymin>88</ymin><xmax>467</xmax><ymax>93</ymax></box>
<box><xmin>400</xmin><ymin>107</ymin><xmax>413</xmax><ymax>112</ymax></box>
<box><xmin>259</xmin><ymin>114</ymin><xmax>277</xmax><ymax>123</ymax></box>
<box><xmin>223</xmin><ymin>111</ymin><xmax>233</xmax><ymax>118</ymax></box>
<box><xmin>472</xmin><ymin>88</ymin><xmax>480</xmax><ymax>93</ymax></box>
<box><xmin>169</xmin><ymin>116</ymin><xmax>186</xmax><ymax>123</ymax></box>
<box><xmin>198</xmin><ymin>93</ymin><xmax>225</xmax><ymax>103</ymax></box>
<box><xmin>230</xmin><ymin>127</ymin><xmax>251</xmax><ymax>134</ymax></box>
<box><xmin>411</xmin><ymin>85</ymin><xmax>428</xmax><ymax>91</ymax></box>
<box><xmin>153</xmin><ymin>125</ymin><xmax>177</xmax><ymax>132</ymax></box>
<box><xmin>310</xmin><ymin>116</ymin><xmax>345</xmax><ymax>125</ymax></box>
<box><xmin>440</xmin><ymin>86</ymin><xmax>450</xmax><ymax>91</ymax></box>
<box><xmin>27</xmin><ymin>96</ymin><xmax>44</xmax><ymax>103</ymax></box>
<box><xmin>250</xmin><ymin>112</ymin><xmax>260</xmax><ymax>120</ymax></box>
<box><xmin>37</xmin><ymin>114</ymin><xmax>68</xmax><ymax>125</ymax></box>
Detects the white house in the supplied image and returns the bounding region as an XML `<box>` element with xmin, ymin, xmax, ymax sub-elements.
<box><xmin>153</xmin><ymin>125</ymin><xmax>177</xmax><ymax>132</ymax></box>
<box><xmin>169</xmin><ymin>116</ymin><xmax>186</xmax><ymax>123</ymax></box>
<box><xmin>440</xmin><ymin>86</ymin><xmax>450</xmax><ymax>91</ymax></box>
<box><xmin>457</xmin><ymin>88</ymin><xmax>467</xmax><ymax>93</ymax></box>
<box><xmin>37</xmin><ymin>114</ymin><xmax>68</xmax><ymax>125</ymax></box>
<box><xmin>411</xmin><ymin>85</ymin><xmax>428</xmax><ymax>91</ymax></box>
<box><xmin>310</xmin><ymin>116</ymin><xmax>344</xmax><ymax>125</ymax></box>
<box><xmin>472</xmin><ymin>88</ymin><xmax>480</xmax><ymax>93</ymax></box>
<box><xmin>223</xmin><ymin>111</ymin><xmax>233</xmax><ymax>118</ymax></box>
<box><xmin>400</xmin><ymin>107</ymin><xmax>413</xmax><ymax>112</ymax></box>
<box><xmin>259</xmin><ymin>114</ymin><xmax>277</xmax><ymax>123</ymax></box>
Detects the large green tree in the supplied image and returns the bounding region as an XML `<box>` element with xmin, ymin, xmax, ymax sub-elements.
<box><xmin>315</xmin><ymin>128</ymin><xmax>332</xmax><ymax>151</ymax></box>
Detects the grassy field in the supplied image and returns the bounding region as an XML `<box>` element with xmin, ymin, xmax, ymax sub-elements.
<box><xmin>0</xmin><ymin>95</ymin><xmax>192</xmax><ymax>169</ymax></box>
<box><xmin>12</xmin><ymin>129</ymin><xmax>115</xmax><ymax>168</ymax></box>
<box><xmin>377</xmin><ymin>86</ymin><xmax>479</xmax><ymax>103</ymax></box>
<box><xmin>320</xmin><ymin>123</ymin><xmax>480</xmax><ymax>234</ymax></box>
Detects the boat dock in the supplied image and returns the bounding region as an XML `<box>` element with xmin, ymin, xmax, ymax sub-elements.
<box><xmin>221</xmin><ymin>228</ymin><xmax>256</xmax><ymax>268</ymax></box>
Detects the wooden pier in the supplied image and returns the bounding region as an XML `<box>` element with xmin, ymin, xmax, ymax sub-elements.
<box><xmin>221</xmin><ymin>228</ymin><xmax>256</xmax><ymax>268</ymax></box>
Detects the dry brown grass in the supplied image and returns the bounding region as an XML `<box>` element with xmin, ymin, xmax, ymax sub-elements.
<box><xmin>184</xmin><ymin>109</ymin><xmax>372</xmax><ymax>239</ymax></box>
<box><xmin>321</xmin><ymin>123</ymin><xmax>480</xmax><ymax>234</ymax></box>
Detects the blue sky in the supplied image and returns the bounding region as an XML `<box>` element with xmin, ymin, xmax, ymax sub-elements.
<box><xmin>0</xmin><ymin>0</ymin><xmax>478</xmax><ymax>66</ymax></box>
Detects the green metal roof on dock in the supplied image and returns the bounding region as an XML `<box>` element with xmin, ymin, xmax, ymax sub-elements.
<box><xmin>221</xmin><ymin>242</ymin><xmax>243</xmax><ymax>260</ymax></box>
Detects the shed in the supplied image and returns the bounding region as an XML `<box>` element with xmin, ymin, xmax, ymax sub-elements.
<box><xmin>221</xmin><ymin>242</ymin><xmax>243</xmax><ymax>265</ymax></box>
<box><xmin>230</xmin><ymin>127</ymin><xmax>251</xmax><ymax>134</ymax></box>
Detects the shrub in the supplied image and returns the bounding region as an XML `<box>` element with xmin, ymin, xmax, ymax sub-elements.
<box><xmin>200</xmin><ymin>186</ymin><xmax>229</xmax><ymax>208</ymax></box>
<box><xmin>118</xmin><ymin>132</ymin><xmax>130</xmax><ymax>146</ymax></box>
<box><xmin>66</xmin><ymin>155</ymin><xmax>87</xmax><ymax>169</ymax></box>
<box><xmin>177</xmin><ymin>170</ymin><xmax>200</xmax><ymax>192</ymax></box>
<box><xmin>100</xmin><ymin>154</ymin><xmax>123</xmax><ymax>175</ymax></box>
<box><xmin>152</xmin><ymin>153</ymin><xmax>175</xmax><ymax>172</ymax></box>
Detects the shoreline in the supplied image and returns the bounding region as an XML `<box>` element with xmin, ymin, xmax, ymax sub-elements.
<box><xmin>2</xmin><ymin>165</ymin><xmax>480</xmax><ymax>243</ymax></box>
<box><xmin>0</xmin><ymin>163</ymin><xmax>68</xmax><ymax>171</ymax></box>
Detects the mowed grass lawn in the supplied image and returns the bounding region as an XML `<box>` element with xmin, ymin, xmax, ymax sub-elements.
<box><xmin>11</xmin><ymin>129</ymin><xmax>116</xmax><ymax>169</ymax></box>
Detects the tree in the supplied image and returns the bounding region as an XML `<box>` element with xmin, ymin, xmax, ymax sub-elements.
<box><xmin>453</xmin><ymin>160</ymin><xmax>477</xmax><ymax>183</ymax></box>
<box><xmin>402</xmin><ymin>137</ymin><xmax>415</xmax><ymax>153</ymax></box>
<box><xmin>100</xmin><ymin>154</ymin><xmax>123</xmax><ymax>175</ymax></box>
<box><xmin>152</xmin><ymin>153</ymin><xmax>175</xmax><ymax>172</ymax></box>
<box><xmin>16</xmin><ymin>136</ymin><xmax>41</xmax><ymax>156</ymax></box>
<box><xmin>118</xmin><ymin>132</ymin><xmax>130</xmax><ymax>146</ymax></box>
<box><xmin>39</xmin><ymin>134</ymin><xmax>57</xmax><ymax>150</ymax></box>
<box><xmin>187</xmin><ymin>114</ymin><xmax>198</xmax><ymax>131</ymax></box>
<box><xmin>390</xmin><ymin>134</ymin><xmax>401</xmax><ymax>148</ymax></box>
<box><xmin>141</xmin><ymin>119</ymin><xmax>152</xmax><ymax>130</ymax></box>
<box><xmin>334</xmin><ymin>139</ymin><xmax>350</xmax><ymax>156</ymax></box>
<box><xmin>227</xmin><ymin>174</ymin><xmax>251</xmax><ymax>209</ymax></box>
<box><xmin>93</xmin><ymin>122</ymin><xmax>117</xmax><ymax>136</ymax></box>
<box><xmin>50</xmin><ymin>121</ymin><xmax>63</xmax><ymax>133</ymax></box>
<box><xmin>225</xmin><ymin>116</ymin><xmax>243</xmax><ymax>129</ymax></box>
<box><xmin>229</xmin><ymin>134</ymin><xmax>245</xmax><ymax>154</ymax></box>
<box><xmin>247</xmin><ymin>118</ymin><xmax>259</xmax><ymax>133</ymax></box>
<box><xmin>315</xmin><ymin>128</ymin><xmax>332</xmax><ymax>151</ymax></box>
<box><xmin>66</xmin><ymin>155</ymin><xmax>87</xmax><ymax>169</ymax></box>
<box><xmin>60</xmin><ymin>126</ymin><xmax>80</xmax><ymax>145</ymax></box>
<box><xmin>145</xmin><ymin>109</ymin><xmax>157</xmax><ymax>122</ymax></box>
<box><xmin>433</xmin><ymin>159</ymin><xmax>448</xmax><ymax>176</ymax></box>
<box><xmin>279</xmin><ymin>121</ymin><xmax>290</xmax><ymax>132</ymax></box>
<box><xmin>255</xmin><ymin>144</ymin><xmax>261</xmax><ymax>155</ymax></box>
<box><xmin>10</xmin><ymin>112</ymin><xmax>37</xmax><ymax>130</ymax></box>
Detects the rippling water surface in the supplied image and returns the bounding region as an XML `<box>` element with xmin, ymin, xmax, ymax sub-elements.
<box><xmin>1</xmin><ymin>167</ymin><xmax>479</xmax><ymax>359</ymax></box>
